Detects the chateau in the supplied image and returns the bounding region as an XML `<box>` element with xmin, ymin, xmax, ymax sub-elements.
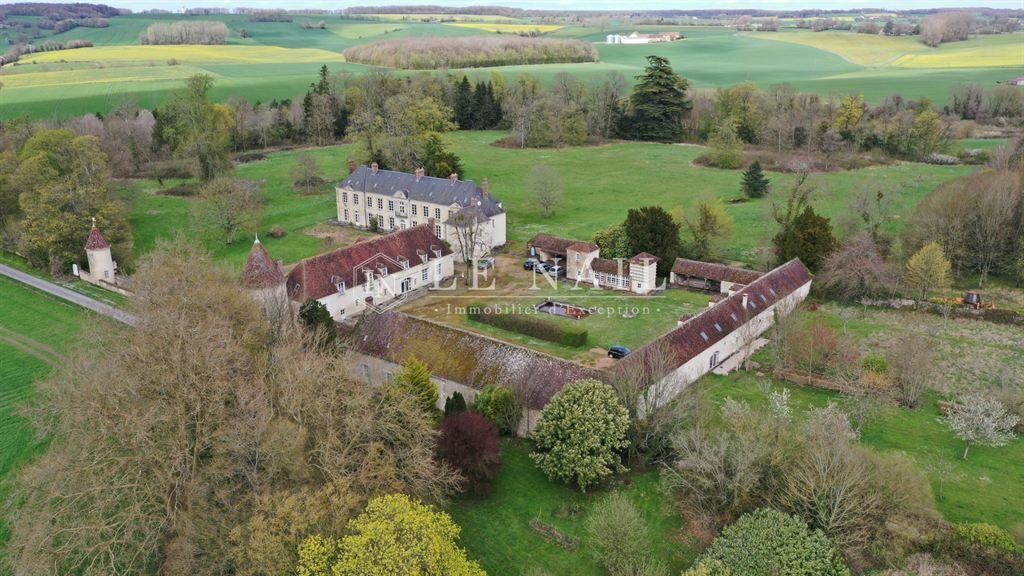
<box><xmin>336</xmin><ymin>164</ymin><xmax>506</xmax><ymax>261</ymax></box>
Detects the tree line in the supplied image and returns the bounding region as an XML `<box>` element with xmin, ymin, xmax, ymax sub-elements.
<box><xmin>139</xmin><ymin>20</ymin><xmax>230</xmax><ymax>45</ymax></box>
<box><xmin>343</xmin><ymin>35</ymin><xmax>598</xmax><ymax>70</ymax></box>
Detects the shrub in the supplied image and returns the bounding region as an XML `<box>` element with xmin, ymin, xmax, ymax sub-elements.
<box><xmin>586</xmin><ymin>492</ymin><xmax>665</xmax><ymax>576</ymax></box>
<box><xmin>268</xmin><ymin>225</ymin><xmax>285</xmax><ymax>238</ymax></box>
<box><xmin>443</xmin><ymin>391</ymin><xmax>467</xmax><ymax>416</ymax></box>
<box><xmin>861</xmin><ymin>354</ymin><xmax>888</xmax><ymax>374</ymax></box>
<box><xmin>685</xmin><ymin>509</ymin><xmax>850</xmax><ymax>576</ymax></box>
<box><xmin>437</xmin><ymin>412</ymin><xmax>502</xmax><ymax>493</ymax></box>
<box><xmin>952</xmin><ymin>523</ymin><xmax>1020</xmax><ymax>554</ymax></box>
<box><xmin>531</xmin><ymin>379</ymin><xmax>630</xmax><ymax>491</ymax></box>
<box><xmin>471</xmin><ymin>384</ymin><xmax>520</xmax><ymax>435</ymax></box>
<box><xmin>297</xmin><ymin>299</ymin><xmax>336</xmax><ymax>347</ymax></box>
<box><xmin>467</xmin><ymin>304</ymin><xmax>587</xmax><ymax>347</ymax></box>
<box><xmin>935</xmin><ymin>522</ymin><xmax>1024</xmax><ymax>576</ymax></box>
<box><xmin>387</xmin><ymin>356</ymin><xmax>438</xmax><ymax>413</ymax></box>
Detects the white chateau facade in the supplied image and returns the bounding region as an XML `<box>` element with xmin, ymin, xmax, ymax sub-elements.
<box><xmin>336</xmin><ymin>164</ymin><xmax>506</xmax><ymax>261</ymax></box>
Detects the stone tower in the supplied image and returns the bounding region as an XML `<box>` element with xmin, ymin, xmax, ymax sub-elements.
<box><xmin>84</xmin><ymin>218</ymin><xmax>116</xmax><ymax>285</ymax></box>
<box><xmin>240</xmin><ymin>236</ymin><xmax>288</xmax><ymax>317</ymax></box>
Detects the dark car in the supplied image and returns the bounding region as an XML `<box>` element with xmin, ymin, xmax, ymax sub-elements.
<box><xmin>608</xmin><ymin>345</ymin><xmax>631</xmax><ymax>359</ymax></box>
<box><xmin>523</xmin><ymin>257</ymin><xmax>540</xmax><ymax>270</ymax></box>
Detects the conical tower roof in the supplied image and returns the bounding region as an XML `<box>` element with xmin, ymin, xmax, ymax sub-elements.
<box><xmin>240</xmin><ymin>236</ymin><xmax>285</xmax><ymax>289</ymax></box>
<box><xmin>85</xmin><ymin>218</ymin><xmax>110</xmax><ymax>251</ymax></box>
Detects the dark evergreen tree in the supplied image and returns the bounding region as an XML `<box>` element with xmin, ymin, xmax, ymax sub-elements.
<box><xmin>471</xmin><ymin>81</ymin><xmax>489</xmax><ymax>129</ymax></box>
<box><xmin>772</xmin><ymin>206</ymin><xmax>838</xmax><ymax>271</ymax></box>
<box><xmin>454</xmin><ymin>76</ymin><xmax>473</xmax><ymax>129</ymax></box>
<box><xmin>483</xmin><ymin>81</ymin><xmax>502</xmax><ymax>128</ymax></box>
<box><xmin>444</xmin><ymin>392</ymin><xmax>467</xmax><ymax>416</ymax></box>
<box><xmin>627</xmin><ymin>55</ymin><xmax>691</xmax><ymax>142</ymax></box>
<box><xmin>741</xmin><ymin>161</ymin><xmax>771</xmax><ymax>198</ymax></box>
<box><xmin>297</xmin><ymin>299</ymin><xmax>336</xmax><ymax>348</ymax></box>
<box><xmin>420</xmin><ymin>133</ymin><xmax>463</xmax><ymax>178</ymax></box>
<box><xmin>623</xmin><ymin>206</ymin><xmax>682</xmax><ymax>277</ymax></box>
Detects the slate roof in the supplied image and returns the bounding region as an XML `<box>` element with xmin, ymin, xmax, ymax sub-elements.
<box><xmin>354</xmin><ymin>312</ymin><xmax>605</xmax><ymax>408</ymax></box>
<box><xmin>612</xmin><ymin>259</ymin><xmax>811</xmax><ymax>379</ymax></box>
<box><xmin>85</xmin><ymin>225</ymin><xmax>109</xmax><ymax>250</ymax></box>
<box><xmin>340</xmin><ymin>165</ymin><xmax>504</xmax><ymax>217</ymax></box>
<box><xmin>240</xmin><ymin>239</ymin><xmax>285</xmax><ymax>289</ymax></box>
<box><xmin>671</xmin><ymin>258</ymin><xmax>763</xmax><ymax>285</ymax></box>
<box><xmin>286</xmin><ymin>225</ymin><xmax>451</xmax><ymax>301</ymax></box>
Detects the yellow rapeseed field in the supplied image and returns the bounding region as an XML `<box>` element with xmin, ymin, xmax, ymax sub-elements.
<box><xmin>445</xmin><ymin>22</ymin><xmax>562</xmax><ymax>34</ymax></box>
<box><xmin>357</xmin><ymin>13</ymin><xmax>522</xmax><ymax>22</ymax></box>
<box><xmin>746</xmin><ymin>30</ymin><xmax>1023</xmax><ymax>69</ymax></box>
<box><xmin>27</xmin><ymin>45</ymin><xmax>346</xmax><ymax>65</ymax></box>
<box><xmin>0</xmin><ymin>65</ymin><xmax>207</xmax><ymax>89</ymax></box>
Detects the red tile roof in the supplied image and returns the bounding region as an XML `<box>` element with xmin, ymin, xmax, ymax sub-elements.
<box><xmin>612</xmin><ymin>259</ymin><xmax>811</xmax><ymax>379</ymax></box>
<box><xmin>590</xmin><ymin>257</ymin><xmax>630</xmax><ymax>275</ymax></box>
<box><xmin>567</xmin><ymin>241</ymin><xmax>600</xmax><ymax>253</ymax></box>
<box><xmin>85</xmin><ymin>225</ymin><xmax>109</xmax><ymax>250</ymax></box>
<box><xmin>629</xmin><ymin>252</ymin><xmax>660</xmax><ymax>263</ymax></box>
<box><xmin>240</xmin><ymin>239</ymin><xmax>285</xmax><ymax>289</ymax></box>
<box><xmin>287</xmin><ymin>225</ymin><xmax>451</xmax><ymax>301</ymax></box>
<box><xmin>671</xmin><ymin>258</ymin><xmax>762</xmax><ymax>285</ymax></box>
<box><xmin>528</xmin><ymin>233</ymin><xmax>580</xmax><ymax>255</ymax></box>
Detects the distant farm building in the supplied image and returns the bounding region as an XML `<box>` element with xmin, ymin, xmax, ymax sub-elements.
<box><xmin>526</xmin><ymin>233</ymin><xmax>659</xmax><ymax>295</ymax></box>
<box><xmin>606</xmin><ymin>31</ymin><xmax>681</xmax><ymax>44</ymax></box>
<box><xmin>1007</xmin><ymin>76</ymin><xmax>1024</xmax><ymax>86</ymax></box>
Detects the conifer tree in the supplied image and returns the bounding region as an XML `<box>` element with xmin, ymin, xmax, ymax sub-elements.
<box><xmin>628</xmin><ymin>55</ymin><xmax>690</xmax><ymax>142</ymax></box>
<box><xmin>741</xmin><ymin>160</ymin><xmax>771</xmax><ymax>198</ymax></box>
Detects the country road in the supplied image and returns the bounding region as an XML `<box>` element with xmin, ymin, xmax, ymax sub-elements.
<box><xmin>0</xmin><ymin>264</ymin><xmax>138</xmax><ymax>326</ymax></box>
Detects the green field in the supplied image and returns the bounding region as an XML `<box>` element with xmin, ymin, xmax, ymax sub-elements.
<box><xmin>119</xmin><ymin>131</ymin><xmax>975</xmax><ymax>273</ymax></box>
<box><xmin>449</xmin><ymin>439</ymin><xmax>695</xmax><ymax>575</ymax></box>
<box><xmin>0</xmin><ymin>277</ymin><xmax>95</xmax><ymax>557</ymax></box>
<box><xmin>1</xmin><ymin>14</ymin><xmax>1019</xmax><ymax>119</ymax></box>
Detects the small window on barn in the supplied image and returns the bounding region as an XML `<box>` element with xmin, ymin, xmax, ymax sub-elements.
<box><xmin>769</xmin><ymin>287</ymin><xmax>777</xmax><ymax>297</ymax></box>
<box><xmin>749</xmin><ymin>301</ymin><xmax>758</xmax><ymax>310</ymax></box>
<box><xmin>714</xmin><ymin>323</ymin><xmax>722</xmax><ymax>332</ymax></box>
<box><xmin>700</xmin><ymin>331</ymin><xmax>709</xmax><ymax>341</ymax></box>
<box><xmin>710</xmin><ymin>351</ymin><xmax>719</xmax><ymax>368</ymax></box>
<box><xmin>760</xmin><ymin>294</ymin><xmax>768</xmax><ymax>303</ymax></box>
<box><xmin>730</xmin><ymin>312</ymin><xmax>738</xmax><ymax>322</ymax></box>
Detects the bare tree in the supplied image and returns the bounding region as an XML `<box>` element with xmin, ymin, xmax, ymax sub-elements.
<box><xmin>447</xmin><ymin>205</ymin><xmax>490</xmax><ymax>263</ymax></box>
<box><xmin>819</xmin><ymin>232</ymin><xmax>898</xmax><ymax>301</ymax></box>
<box><xmin>528</xmin><ymin>164</ymin><xmax>563</xmax><ymax>218</ymax></box>
<box><xmin>888</xmin><ymin>333</ymin><xmax>936</xmax><ymax>408</ymax></box>
<box><xmin>946</xmin><ymin>392</ymin><xmax>1019</xmax><ymax>460</ymax></box>
<box><xmin>292</xmin><ymin>152</ymin><xmax>324</xmax><ymax>194</ymax></box>
<box><xmin>195</xmin><ymin>178</ymin><xmax>263</xmax><ymax>244</ymax></box>
<box><xmin>969</xmin><ymin>171</ymin><xmax>1018</xmax><ymax>286</ymax></box>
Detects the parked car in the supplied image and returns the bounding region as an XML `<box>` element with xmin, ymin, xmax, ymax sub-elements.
<box><xmin>608</xmin><ymin>345</ymin><xmax>631</xmax><ymax>359</ymax></box>
<box><xmin>477</xmin><ymin>257</ymin><xmax>495</xmax><ymax>270</ymax></box>
<box><xmin>545</xmin><ymin>264</ymin><xmax>565</xmax><ymax>277</ymax></box>
<box><xmin>523</xmin><ymin>257</ymin><xmax>539</xmax><ymax>270</ymax></box>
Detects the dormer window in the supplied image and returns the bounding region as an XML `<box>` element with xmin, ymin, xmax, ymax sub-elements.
<box><xmin>700</xmin><ymin>331</ymin><xmax>709</xmax><ymax>341</ymax></box>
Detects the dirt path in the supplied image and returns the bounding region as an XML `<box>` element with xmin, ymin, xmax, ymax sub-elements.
<box><xmin>0</xmin><ymin>325</ymin><xmax>61</xmax><ymax>368</ymax></box>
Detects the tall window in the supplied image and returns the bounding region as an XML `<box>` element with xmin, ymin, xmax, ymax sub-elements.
<box><xmin>366</xmin><ymin>196</ymin><xmax>371</xmax><ymax>206</ymax></box>
<box><xmin>377</xmin><ymin>198</ymin><xmax>383</xmax><ymax>210</ymax></box>
<box><xmin>353</xmin><ymin>193</ymin><xmax>359</xmax><ymax>204</ymax></box>
<box><xmin>342</xmin><ymin>192</ymin><xmax>348</xmax><ymax>203</ymax></box>
<box><xmin>388</xmin><ymin>200</ymin><xmax>394</xmax><ymax>212</ymax></box>
<box><xmin>412</xmin><ymin>204</ymin><xmax>418</xmax><ymax>216</ymax></box>
<box><xmin>422</xmin><ymin>267</ymin><xmax>429</xmax><ymax>281</ymax></box>
<box><xmin>435</xmin><ymin>208</ymin><xmax>441</xmax><ymax>219</ymax></box>
<box><xmin>423</xmin><ymin>205</ymin><xmax>429</xmax><ymax>216</ymax></box>
<box><xmin>389</xmin><ymin>217</ymin><xmax>395</xmax><ymax>229</ymax></box>
<box><xmin>378</xmin><ymin>215</ymin><xmax>384</xmax><ymax>228</ymax></box>
<box><xmin>343</xmin><ymin>208</ymin><xmax>349</xmax><ymax>221</ymax></box>
<box><xmin>435</xmin><ymin>225</ymin><xmax>442</xmax><ymax>238</ymax></box>
<box><xmin>355</xmin><ymin>210</ymin><xmax>360</xmax><ymax>223</ymax></box>
<box><xmin>710</xmin><ymin>351</ymin><xmax>720</xmax><ymax>368</ymax></box>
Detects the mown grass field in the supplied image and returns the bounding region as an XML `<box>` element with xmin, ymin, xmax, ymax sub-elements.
<box><xmin>1</xmin><ymin>14</ymin><xmax>1019</xmax><ymax>119</ymax></box>
<box><xmin>448</xmin><ymin>439</ymin><xmax>695</xmax><ymax>576</ymax></box>
<box><xmin>119</xmin><ymin>131</ymin><xmax>977</xmax><ymax>274</ymax></box>
<box><xmin>0</xmin><ymin>277</ymin><xmax>95</xmax><ymax>558</ymax></box>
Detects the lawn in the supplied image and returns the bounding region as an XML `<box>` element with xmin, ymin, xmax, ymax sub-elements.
<box><xmin>448</xmin><ymin>439</ymin><xmax>696</xmax><ymax>576</ymax></box>
<box><xmin>703</xmin><ymin>372</ymin><xmax>1024</xmax><ymax>535</ymax></box>
<box><xmin>401</xmin><ymin>255</ymin><xmax>712</xmax><ymax>364</ymax></box>
<box><xmin>0</xmin><ymin>277</ymin><xmax>96</xmax><ymax>561</ymax></box>
<box><xmin>118</xmin><ymin>132</ymin><xmax>975</xmax><ymax>275</ymax></box>
<box><xmin>0</xmin><ymin>251</ymin><xmax>128</xmax><ymax>308</ymax></box>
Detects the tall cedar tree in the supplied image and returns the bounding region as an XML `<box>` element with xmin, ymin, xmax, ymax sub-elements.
<box><xmin>741</xmin><ymin>160</ymin><xmax>771</xmax><ymax>198</ymax></box>
<box><xmin>298</xmin><ymin>298</ymin><xmax>336</xmax><ymax>347</ymax></box>
<box><xmin>773</xmin><ymin>206</ymin><xmax>838</xmax><ymax>271</ymax></box>
<box><xmin>454</xmin><ymin>76</ymin><xmax>474</xmax><ymax>129</ymax></box>
<box><xmin>628</xmin><ymin>55</ymin><xmax>691</xmax><ymax>142</ymax></box>
<box><xmin>624</xmin><ymin>206</ymin><xmax>681</xmax><ymax>276</ymax></box>
<box><xmin>437</xmin><ymin>411</ymin><xmax>503</xmax><ymax>493</ymax></box>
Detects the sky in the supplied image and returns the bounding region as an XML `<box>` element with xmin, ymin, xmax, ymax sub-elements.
<box><xmin>35</xmin><ymin>1</ymin><xmax>1024</xmax><ymax>12</ymax></box>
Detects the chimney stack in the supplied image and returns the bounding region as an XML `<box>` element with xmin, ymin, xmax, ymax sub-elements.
<box><xmin>370</xmin><ymin>162</ymin><xmax>379</xmax><ymax>175</ymax></box>
<box><xmin>742</xmin><ymin>293</ymin><xmax>748</xmax><ymax>310</ymax></box>
<box><xmin>449</xmin><ymin>173</ymin><xmax>458</xmax><ymax>184</ymax></box>
<box><xmin>415</xmin><ymin>167</ymin><xmax>425</xmax><ymax>181</ymax></box>
<box><xmin>347</xmin><ymin>159</ymin><xmax>356</xmax><ymax>174</ymax></box>
<box><xmin>481</xmin><ymin>177</ymin><xmax>489</xmax><ymax>197</ymax></box>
